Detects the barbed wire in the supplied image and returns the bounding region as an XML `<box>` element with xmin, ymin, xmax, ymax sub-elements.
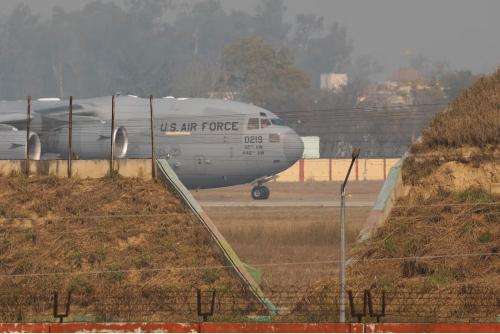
<box><xmin>0</xmin><ymin>252</ymin><xmax>495</xmax><ymax>279</ymax></box>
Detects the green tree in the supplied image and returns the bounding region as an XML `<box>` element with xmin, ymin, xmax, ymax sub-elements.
<box><xmin>221</xmin><ymin>36</ymin><xmax>310</xmax><ymax>111</ymax></box>
<box><xmin>253</xmin><ymin>0</ymin><xmax>291</xmax><ymax>47</ymax></box>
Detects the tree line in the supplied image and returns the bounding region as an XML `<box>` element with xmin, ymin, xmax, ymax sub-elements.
<box><xmin>0</xmin><ymin>0</ymin><xmax>383</xmax><ymax>111</ymax></box>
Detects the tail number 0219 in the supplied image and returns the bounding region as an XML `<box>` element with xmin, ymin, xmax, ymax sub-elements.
<box><xmin>244</xmin><ymin>136</ymin><xmax>263</xmax><ymax>144</ymax></box>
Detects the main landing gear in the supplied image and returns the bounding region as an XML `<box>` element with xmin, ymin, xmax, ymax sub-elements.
<box><xmin>251</xmin><ymin>185</ymin><xmax>270</xmax><ymax>200</ymax></box>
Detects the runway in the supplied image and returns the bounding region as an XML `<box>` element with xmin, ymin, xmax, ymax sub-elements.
<box><xmin>200</xmin><ymin>200</ymin><xmax>374</xmax><ymax>207</ymax></box>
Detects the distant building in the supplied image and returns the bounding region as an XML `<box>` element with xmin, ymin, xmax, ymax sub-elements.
<box><xmin>301</xmin><ymin>136</ymin><xmax>320</xmax><ymax>159</ymax></box>
<box><xmin>320</xmin><ymin>73</ymin><xmax>348</xmax><ymax>92</ymax></box>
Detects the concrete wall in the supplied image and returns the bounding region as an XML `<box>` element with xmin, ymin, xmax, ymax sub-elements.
<box><xmin>0</xmin><ymin>322</ymin><xmax>497</xmax><ymax>333</ymax></box>
<box><xmin>276</xmin><ymin>159</ymin><xmax>399</xmax><ymax>182</ymax></box>
<box><xmin>0</xmin><ymin>158</ymin><xmax>399</xmax><ymax>182</ymax></box>
<box><xmin>0</xmin><ymin>159</ymin><xmax>153</xmax><ymax>179</ymax></box>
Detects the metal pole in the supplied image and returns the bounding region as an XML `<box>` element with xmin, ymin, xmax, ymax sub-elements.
<box><xmin>68</xmin><ymin>96</ymin><xmax>73</xmax><ymax>178</ymax></box>
<box><xmin>110</xmin><ymin>95</ymin><xmax>115</xmax><ymax>173</ymax></box>
<box><xmin>339</xmin><ymin>147</ymin><xmax>360</xmax><ymax>323</ymax></box>
<box><xmin>339</xmin><ymin>182</ymin><xmax>346</xmax><ymax>322</ymax></box>
<box><xmin>25</xmin><ymin>96</ymin><xmax>31</xmax><ymax>176</ymax></box>
<box><xmin>149</xmin><ymin>95</ymin><xmax>156</xmax><ymax>179</ymax></box>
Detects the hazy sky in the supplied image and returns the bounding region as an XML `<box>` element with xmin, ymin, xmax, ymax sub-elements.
<box><xmin>3</xmin><ymin>0</ymin><xmax>499</xmax><ymax>77</ymax></box>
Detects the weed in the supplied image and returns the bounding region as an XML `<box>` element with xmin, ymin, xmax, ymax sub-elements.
<box><xmin>383</xmin><ymin>237</ymin><xmax>396</xmax><ymax>255</ymax></box>
<box><xmin>458</xmin><ymin>187</ymin><xmax>492</xmax><ymax>203</ymax></box>
<box><xmin>69</xmin><ymin>250</ymin><xmax>83</xmax><ymax>268</ymax></box>
<box><xmin>87</xmin><ymin>248</ymin><xmax>106</xmax><ymax>265</ymax></box>
<box><xmin>133</xmin><ymin>252</ymin><xmax>152</xmax><ymax>269</ymax></box>
<box><xmin>400</xmin><ymin>260</ymin><xmax>431</xmax><ymax>278</ymax></box>
<box><xmin>478</xmin><ymin>231</ymin><xmax>493</xmax><ymax>243</ymax></box>
<box><xmin>104</xmin><ymin>264</ymin><xmax>126</xmax><ymax>283</ymax></box>
<box><xmin>70</xmin><ymin>276</ymin><xmax>94</xmax><ymax>295</ymax></box>
<box><xmin>202</xmin><ymin>269</ymin><xmax>219</xmax><ymax>285</ymax></box>
<box><xmin>403</xmin><ymin>238</ymin><xmax>419</xmax><ymax>257</ymax></box>
<box><xmin>24</xmin><ymin>229</ymin><xmax>37</xmax><ymax>243</ymax></box>
<box><xmin>13</xmin><ymin>259</ymin><xmax>33</xmax><ymax>274</ymax></box>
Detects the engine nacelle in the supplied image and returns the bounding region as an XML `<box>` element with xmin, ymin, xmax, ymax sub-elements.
<box><xmin>48</xmin><ymin>122</ymin><xmax>128</xmax><ymax>159</ymax></box>
<box><xmin>0</xmin><ymin>126</ymin><xmax>42</xmax><ymax>160</ymax></box>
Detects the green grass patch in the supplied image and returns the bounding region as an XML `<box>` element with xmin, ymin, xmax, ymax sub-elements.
<box><xmin>458</xmin><ymin>187</ymin><xmax>492</xmax><ymax>203</ymax></box>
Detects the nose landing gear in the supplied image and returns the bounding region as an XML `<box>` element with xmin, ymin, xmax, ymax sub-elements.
<box><xmin>251</xmin><ymin>185</ymin><xmax>270</xmax><ymax>200</ymax></box>
<box><xmin>250</xmin><ymin>175</ymin><xmax>276</xmax><ymax>200</ymax></box>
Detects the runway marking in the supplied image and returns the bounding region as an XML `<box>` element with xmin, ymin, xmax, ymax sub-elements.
<box><xmin>199</xmin><ymin>201</ymin><xmax>374</xmax><ymax>207</ymax></box>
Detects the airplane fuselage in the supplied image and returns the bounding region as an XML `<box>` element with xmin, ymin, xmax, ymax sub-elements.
<box><xmin>0</xmin><ymin>96</ymin><xmax>304</xmax><ymax>191</ymax></box>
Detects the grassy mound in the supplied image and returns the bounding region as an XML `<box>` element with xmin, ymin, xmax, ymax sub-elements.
<box><xmin>307</xmin><ymin>69</ymin><xmax>500</xmax><ymax>322</ymax></box>
<box><xmin>412</xmin><ymin>68</ymin><xmax>499</xmax><ymax>151</ymax></box>
<box><xmin>0</xmin><ymin>176</ymin><xmax>252</xmax><ymax>321</ymax></box>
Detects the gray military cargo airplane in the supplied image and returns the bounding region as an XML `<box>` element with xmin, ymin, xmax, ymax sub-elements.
<box><xmin>0</xmin><ymin>95</ymin><xmax>304</xmax><ymax>199</ymax></box>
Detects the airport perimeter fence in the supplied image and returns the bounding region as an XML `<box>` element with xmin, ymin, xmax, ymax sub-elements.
<box><xmin>0</xmin><ymin>95</ymin><xmax>452</xmax><ymax>173</ymax></box>
<box><xmin>0</xmin><ymin>287</ymin><xmax>497</xmax><ymax>324</ymax></box>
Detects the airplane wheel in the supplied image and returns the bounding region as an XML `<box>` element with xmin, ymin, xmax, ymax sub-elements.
<box><xmin>252</xmin><ymin>186</ymin><xmax>270</xmax><ymax>200</ymax></box>
<box><xmin>261</xmin><ymin>186</ymin><xmax>270</xmax><ymax>199</ymax></box>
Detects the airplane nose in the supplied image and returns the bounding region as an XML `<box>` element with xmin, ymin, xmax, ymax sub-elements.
<box><xmin>283</xmin><ymin>130</ymin><xmax>304</xmax><ymax>163</ymax></box>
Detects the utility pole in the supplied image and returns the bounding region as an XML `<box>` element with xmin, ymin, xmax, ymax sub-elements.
<box><xmin>68</xmin><ymin>96</ymin><xmax>73</xmax><ymax>178</ymax></box>
<box><xmin>149</xmin><ymin>95</ymin><xmax>156</xmax><ymax>179</ymax></box>
<box><xmin>25</xmin><ymin>96</ymin><xmax>31</xmax><ymax>176</ymax></box>
<box><xmin>339</xmin><ymin>147</ymin><xmax>361</xmax><ymax>322</ymax></box>
<box><xmin>110</xmin><ymin>95</ymin><xmax>115</xmax><ymax>174</ymax></box>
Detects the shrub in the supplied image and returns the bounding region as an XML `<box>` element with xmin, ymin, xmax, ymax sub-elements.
<box><xmin>478</xmin><ymin>231</ymin><xmax>493</xmax><ymax>243</ymax></box>
<box><xmin>458</xmin><ymin>187</ymin><xmax>492</xmax><ymax>203</ymax></box>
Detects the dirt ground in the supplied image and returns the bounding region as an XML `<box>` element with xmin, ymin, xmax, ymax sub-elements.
<box><xmin>194</xmin><ymin>181</ymin><xmax>384</xmax><ymax>288</ymax></box>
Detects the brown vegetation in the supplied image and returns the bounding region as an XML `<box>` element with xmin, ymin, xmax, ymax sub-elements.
<box><xmin>0</xmin><ymin>176</ymin><xmax>252</xmax><ymax>321</ymax></box>
<box><xmin>412</xmin><ymin>68</ymin><xmax>499</xmax><ymax>152</ymax></box>
<box><xmin>207</xmin><ymin>206</ymin><xmax>371</xmax><ymax>288</ymax></box>
<box><xmin>306</xmin><ymin>69</ymin><xmax>500</xmax><ymax>322</ymax></box>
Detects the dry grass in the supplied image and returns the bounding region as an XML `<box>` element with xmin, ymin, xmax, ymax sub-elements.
<box><xmin>412</xmin><ymin>68</ymin><xmax>500</xmax><ymax>152</ymax></box>
<box><xmin>0</xmin><ymin>176</ymin><xmax>248</xmax><ymax>306</ymax></box>
<box><xmin>304</xmin><ymin>70</ymin><xmax>500</xmax><ymax>322</ymax></box>
<box><xmin>206</xmin><ymin>206</ymin><xmax>372</xmax><ymax>288</ymax></box>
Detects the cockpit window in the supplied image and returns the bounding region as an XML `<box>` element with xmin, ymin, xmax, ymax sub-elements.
<box><xmin>261</xmin><ymin>118</ymin><xmax>271</xmax><ymax>128</ymax></box>
<box><xmin>271</xmin><ymin>118</ymin><xmax>286</xmax><ymax>126</ymax></box>
<box><xmin>247</xmin><ymin>118</ymin><xmax>259</xmax><ymax>130</ymax></box>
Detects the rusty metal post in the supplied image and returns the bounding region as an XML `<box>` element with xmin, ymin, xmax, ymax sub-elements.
<box><xmin>68</xmin><ymin>96</ymin><xmax>73</xmax><ymax>178</ymax></box>
<box><xmin>110</xmin><ymin>95</ymin><xmax>116</xmax><ymax>173</ymax></box>
<box><xmin>25</xmin><ymin>96</ymin><xmax>31</xmax><ymax>176</ymax></box>
<box><xmin>366</xmin><ymin>290</ymin><xmax>386</xmax><ymax>322</ymax></box>
<box><xmin>348</xmin><ymin>290</ymin><xmax>367</xmax><ymax>322</ymax></box>
<box><xmin>53</xmin><ymin>291</ymin><xmax>72</xmax><ymax>323</ymax></box>
<box><xmin>197</xmin><ymin>289</ymin><xmax>216</xmax><ymax>322</ymax></box>
<box><xmin>149</xmin><ymin>95</ymin><xmax>156</xmax><ymax>179</ymax></box>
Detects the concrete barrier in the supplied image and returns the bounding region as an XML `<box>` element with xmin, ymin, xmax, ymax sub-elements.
<box><xmin>276</xmin><ymin>159</ymin><xmax>400</xmax><ymax>182</ymax></box>
<box><xmin>156</xmin><ymin>159</ymin><xmax>276</xmax><ymax>316</ymax></box>
<box><xmin>0</xmin><ymin>159</ymin><xmax>153</xmax><ymax>179</ymax></box>
<box><xmin>357</xmin><ymin>158</ymin><xmax>407</xmax><ymax>242</ymax></box>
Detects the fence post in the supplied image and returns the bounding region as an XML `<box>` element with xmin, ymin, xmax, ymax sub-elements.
<box><xmin>68</xmin><ymin>96</ymin><xmax>73</xmax><ymax>178</ymax></box>
<box><xmin>149</xmin><ymin>95</ymin><xmax>156</xmax><ymax>179</ymax></box>
<box><xmin>339</xmin><ymin>148</ymin><xmax>361</xmax><ymax>322</ymax></box>
<box><xmin>53</xmin><ymin>291</ymin><xmax>72</xmax><ymax>323</ymax></box>
<box><xmin>110</xmin><ymin>95</ymin><xmax>115</xmax><ymax>174</ymax></box>
<box><xmin>25</xmin><ymin>96</ymin><xmax>31</xmax><ymax>176</ymax></box>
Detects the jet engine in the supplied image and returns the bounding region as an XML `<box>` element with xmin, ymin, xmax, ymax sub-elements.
<box><xmin>47</xmin><ymin>119</ymin><xmax>128</xmax><ymax>159</ymax></box>
<box><xmin>0</xmin><ymin>125</ymin><xmax>42</xmax><ymax>160</ymax></box>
